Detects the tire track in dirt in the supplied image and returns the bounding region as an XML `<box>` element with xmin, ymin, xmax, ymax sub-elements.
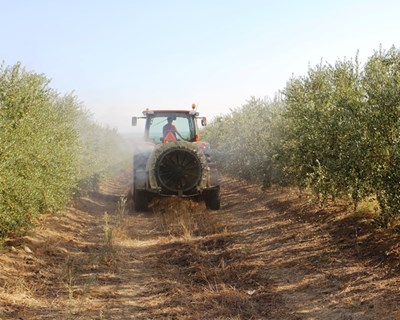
<box><xmin>91</xmin><ymin>174</ymin><xmax>400</xmax><ymax>319</ymax></box>
<box><xmin>220</xmin><ymin>177</ymin><xmax>400</xmax><ymax>320</ymax></box>
<box><xmin>1</xmin><ymin>172</ymin><xmax>400</xmax><ymax>319</ymax></box>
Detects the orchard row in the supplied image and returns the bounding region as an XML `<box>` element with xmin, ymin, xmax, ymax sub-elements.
<box><xmin>204</xmin><ymin>46</ymin><xmax>400</xmax><ymax>227</ymax></box>
<box><xmin>0</xmin><ymin>63</ymin><xmax>130</xmax><ymax>237</ymax></box>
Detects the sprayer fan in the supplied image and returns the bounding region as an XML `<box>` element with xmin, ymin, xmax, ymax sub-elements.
<box><xmin>155</xmin><ymin>147</ymin><xmax>202</xmax><ymax>193</ymax></box>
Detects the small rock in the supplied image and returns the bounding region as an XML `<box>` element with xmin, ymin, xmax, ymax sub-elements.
<box><xmin>23</xmin><ymin>246</ymin><xmax>33</xmax><ymax>254</ymax></box>
<box><xmin>246</xmin><ymin>290</ymin><xmax>256</xmax><ymax>296</ymax></box>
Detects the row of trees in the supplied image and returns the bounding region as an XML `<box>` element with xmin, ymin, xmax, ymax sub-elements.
<box><xmin>0</xmin><ymin>63</ymin><xmax>131</xmax><ymax>237</ymax></box>
<box><xmin>203</xmin><ymin>46</ymin><xmax>400</xmax><ymax>227</ymax></box>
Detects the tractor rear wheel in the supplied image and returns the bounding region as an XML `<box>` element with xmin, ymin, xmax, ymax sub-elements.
<box><xmin>203</xmin><ymin>187</ymin><xmax>221</xmax><ymax>210</ymax></box>
<box><xmin>134</xmin><ymin>188</ymin><xmax>149</xmax><ymax>212</ymax></box>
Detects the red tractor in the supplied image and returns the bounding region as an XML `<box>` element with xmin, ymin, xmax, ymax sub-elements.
<box><xmin>131</xmin><ymin>105</ymin><xmax>220</xmax><ymax>211</ymax></box>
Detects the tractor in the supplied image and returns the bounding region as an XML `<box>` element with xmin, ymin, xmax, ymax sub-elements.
<box><xmin>131</xmin><ymin>104</ymin><xmax>220</xmax><ymax>211</ymax></box>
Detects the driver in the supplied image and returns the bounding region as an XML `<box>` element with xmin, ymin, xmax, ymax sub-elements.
<box><xmin>163</xmin><ymin>117</ymin><xmax>177</xmax><ymax>138</ymax></box>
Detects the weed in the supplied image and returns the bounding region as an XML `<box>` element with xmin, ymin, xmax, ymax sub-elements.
<box><xmin>99</xmin><ymin>308</ymin><xmax>107</xmax><ymax>320</ymax></box>
<box><xmin>116</xmin><ymin>196</ymin><xmax>127</xmax><ymax>223</ymax></box>
<box><xmin>103</xmin><ymin>212</ymin><xmax>112</xmax><ymax>247</ymax></box>
<box><xmin>113</xmin><ymin>197</ymin><xmax>130</xmax><ymax>239</ymax></box>
<box><xmin>63</xmin><ymin>256</ymin><xmax>76</xmax><ymax>300</ymax></box>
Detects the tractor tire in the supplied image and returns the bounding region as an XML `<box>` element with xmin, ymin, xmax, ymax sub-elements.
<box><xmin>134</xmin><ymin>189</ymin><xmax>149</xmax><ymax>212</ymax></box>
<box><xmin>203</xmin><ymin>187</ymin><xmax>221</xmax><ymax>210</ymax></box>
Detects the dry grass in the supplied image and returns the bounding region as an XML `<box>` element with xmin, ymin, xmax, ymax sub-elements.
<box><xmin>353</xmin><ymin>196</ymin><xmax>380</xmax><ymax>218</ymax></box>
<box><xmin>143</xmin><ymin>196</ymin><xmax>278</xmax><ymax>319</ymax></box>
<box><xmin>151</xmin><ymin>196</ymin><xmax>225</xmax><ymax>238</ymax></box>
<box><xmin>1</xmin><ymin>172</ymin><xmax>400</xmax><ymax>319</ymax></box>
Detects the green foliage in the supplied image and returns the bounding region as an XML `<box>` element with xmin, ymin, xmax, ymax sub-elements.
<box><xmin>362</xmin><ymin>46</ymin><xmax>400</xmax><ymax>226</ymax></box>
<box><xmin>0</xmin><ymin>63</ymin><xmax>131</xmax><ymax>238</ymax></box>
<box><xmin>0</xmin><ymin>63</ymin><xmax>78</xmax><ymax>236</ymax></box>
<box><xmin>203</xmin><ymin>97</ymin><xmax>286</xmax><ymax>187</ymax></box>
<box><xmin>204</xmin><ymin>46</ymin><xmax>400</xmax><ymax>226</ymax></box>
<box><xmin>282</xmin><ymin>57</ymin><xmax>370</xmax><ymax>204</ymax></box>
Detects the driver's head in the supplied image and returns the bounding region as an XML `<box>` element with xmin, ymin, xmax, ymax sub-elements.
<box><xmin>167</xmin><ymin>117</ymin><xmax>173</xmax><ymax>123</ymax></box>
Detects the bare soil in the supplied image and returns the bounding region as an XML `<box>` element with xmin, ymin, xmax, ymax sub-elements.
<box><xmin>1</xmin><ymin>172</ymin><xmax>400</xmax><ymax>319</ymax></box>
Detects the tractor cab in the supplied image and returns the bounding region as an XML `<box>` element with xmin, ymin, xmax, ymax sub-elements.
<box><xmin>132</xmin><ymin>105</ymin><xmax>207</xmax><ymax>144</ymax></box>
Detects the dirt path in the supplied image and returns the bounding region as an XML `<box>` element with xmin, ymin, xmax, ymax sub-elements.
<box><xmin>1</xmin><ymin>173</ymin><xmax>400</xmax><ymax>319</ymax></box>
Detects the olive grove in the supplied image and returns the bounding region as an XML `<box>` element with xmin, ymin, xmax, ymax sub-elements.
<box><xmin>204</xmin><ymin>46</ymin><xmax>400</xmax><ymax>226</ymax></box>
<box><xmin>0</xmin><ymin>63</ymin><xmax>130</xmax><ymax>237</ymax></box>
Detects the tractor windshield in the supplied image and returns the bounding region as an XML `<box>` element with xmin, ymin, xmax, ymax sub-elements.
<box><xmin>146</xmin><ymin>113</ymin><xmax>196</xmax><ymax>143</ymax></box>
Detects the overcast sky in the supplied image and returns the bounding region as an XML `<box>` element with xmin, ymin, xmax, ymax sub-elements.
<box><xmin>1</xmin><ymin>0</ymin><xmax>399</xmax><ymax>132</ymax></box>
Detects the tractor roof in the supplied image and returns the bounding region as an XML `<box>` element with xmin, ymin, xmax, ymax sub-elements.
<box><xmin>142</xmin><ymin>109</ymin><xmax>199</xmax><ymax>116</ymax></box>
